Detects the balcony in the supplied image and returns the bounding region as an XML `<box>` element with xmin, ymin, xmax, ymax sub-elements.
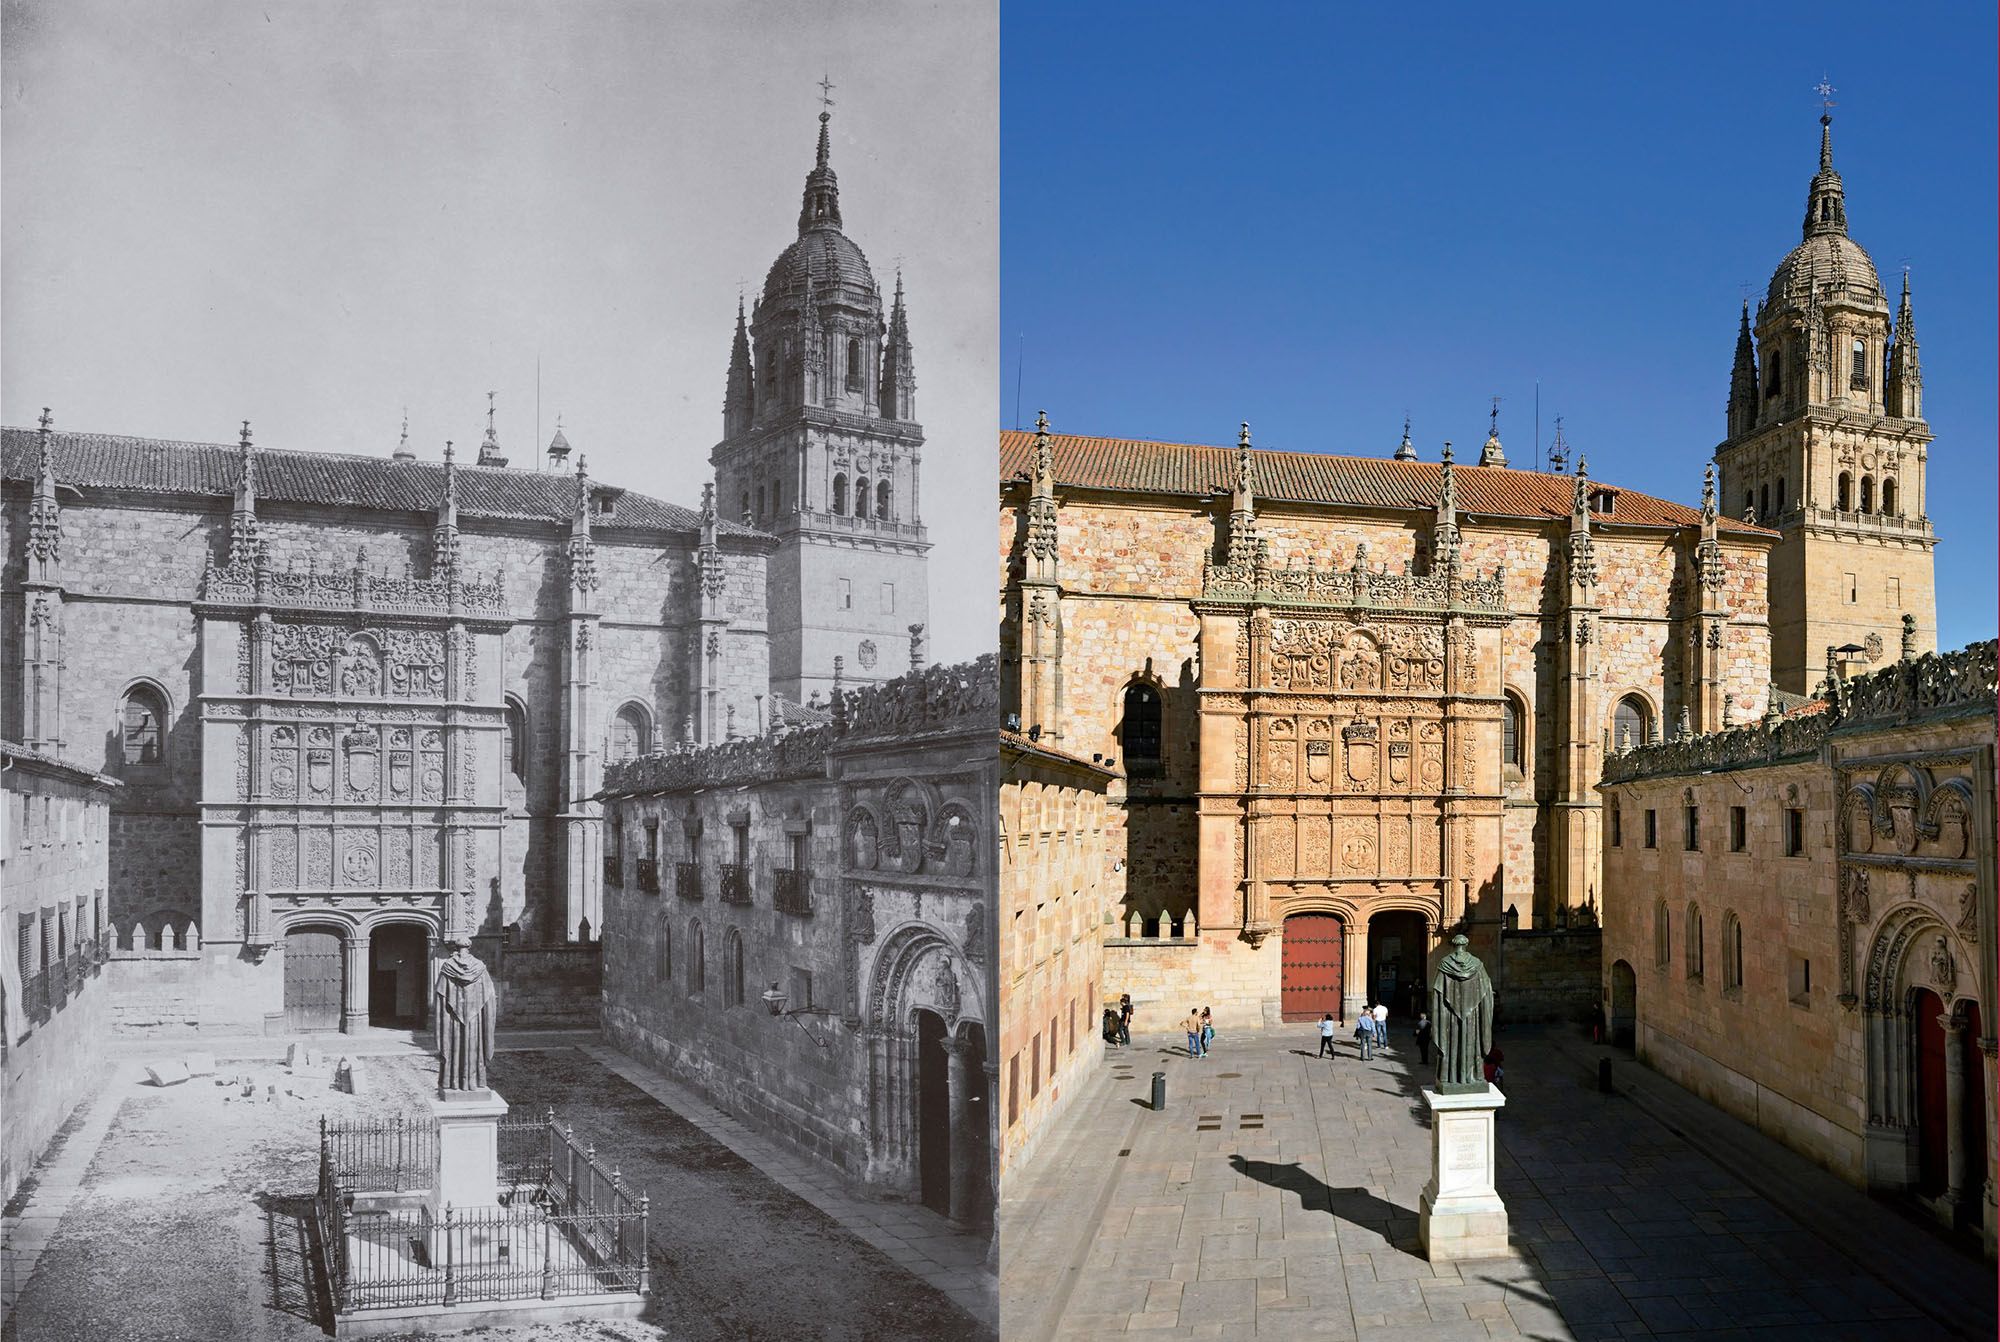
<box><xmin>604</xmin><ymin>854</ymin><xmax>624</xmax><ymax>888</ymax></box>
<box><xmin>637</xmin><ymin>858</ymin><xmax>661</xmax><ymax>894</ymax></box>
<box><xmin>719</xmin><ymin>864</ymin><xmax>752</xmax><ymax>906</ymax></box>
<box><xmin>674</xmin><ymin>862</ymin><xmax>703</xmax><ymax>901</ymax></box>
<box><xmin>773</xmin><ymin>868</ymin><xmax>812</xmax><ymax>916</ymax></box>
<box><xmin>22</xmin><ymin>969</ymin><xmax>49</xmax><ymax>1022</ymax></box>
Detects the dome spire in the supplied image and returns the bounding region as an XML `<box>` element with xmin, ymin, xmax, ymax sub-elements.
<box><xmin>1393</xmin><ymin>415</ymin><xmax>1416</xmax><ymax>461</ymax></box>
<box><xmin>1802</xmin><ymin>83</ymin><xmax>1848</xmax><ymax>240</ymax></box>
<box><xmin>798</xmin><ymin>77</ymin><xmax>843</xmax><ymax>234</ymax></box>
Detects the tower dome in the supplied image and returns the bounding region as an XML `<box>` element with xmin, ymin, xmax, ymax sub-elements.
<box><xmin>1762</xmin><ymin>116</ymin><xmax>1888</xmax><ymax>318</ymax></box>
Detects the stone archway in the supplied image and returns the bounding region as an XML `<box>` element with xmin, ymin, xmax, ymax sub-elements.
<box><xmin>1609</xmin><ymin>959</ymin><xmax>1637</xmax><ymax>1051</ymax></box>
<box><xmin>283</xmin><ymin>923</ymin><xmax>346</xmax><ymax>1032</ymax></box>
<box><xmin>367</xmin><ymin>922</ymin><xmax>430</xmax><ymax>1028</ymax></box>
<box><xmin>863</xmin><ymin>923</ymin><xmax>987</xmax><ymax>1225</ymax></box>
<box><xmin>1280</xmin><ymin>912</ymin><xmax>1344</xmax><ymax>1023</ymax></box>
<box><xmin>1861</xmin><ymin>905</ymin><xmax>1980</xmax><ymax>1213</ymax></box>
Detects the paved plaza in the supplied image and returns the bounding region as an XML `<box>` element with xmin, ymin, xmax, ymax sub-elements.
<box><xmin>1002</xmin><ymin>1024</ymin><xmax>1996</xmax><ymax>1341</ymax></box>
<box><xmin>2</xmin><ymin>1032</ymin><xmax>993</xmax><ymax>1342</ymax></box>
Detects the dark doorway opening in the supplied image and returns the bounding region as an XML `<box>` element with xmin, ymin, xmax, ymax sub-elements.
<box><xmin>1280</xmin><ymin>912</ymin><xmax>1344</xmax><ymax>1022</ymax></box>
<box><xmin>1914</xmin><ymin>987</ymin><xmax>1947</xmax><ymax>1196</ymax></box>
<box><xmin>1367</xmin><ymin>910</ymin><xmax>1428</xmax><ymax>1021</ymax></box>
<box><xmin>368</xmin><ymin>924</ymin><xmax>430</xmax><ymax>1029</ymax></box>
<box><xmin>916</xmin><ymin>1007</ymin><xmax>951</xmax><ymax>1216</ymax></box>
<box><xmin>1609</xmin><ymin>959</ymin><xmax>1637</xmax><ymax>1051</ymax></box>
<box><xmin>284</xmin><ymin>924</ymin><xmax>344</xmax><ymax>1033</ymax></box>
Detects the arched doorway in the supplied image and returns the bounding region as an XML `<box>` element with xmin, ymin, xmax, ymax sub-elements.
<box><xmin>284</xmin><ymin>924</ymin><xmax>345</xmax><ymax>1032</ymax></box>
<box><xmin>1367</xmin><ymin>911</ymin><xmax>1428</xmax><ymax>1020</ymax></box>
<box><xmin>1280</xmin><ymin>912</ymin><xmax>1344</xmax><ymax>1022</ymax></box>
<box><xmin>1609</xmin><ymin>960</ymin><xmax>1637</xmax><ymax>1051</ymax></box>
<box><xmin>368</xmin><ymin>924</ymin><xmax>430</xmax><ymax>1028</ymax></box>
<box><xmin>915</xmin><ymin>1007</ymin><xmax>952</xmax><ymax>1216</ymax></box>
<box><xmin>1914</xmin><ymin>988</ymin><xmax>1948</xmax><ymax>1196</ymax></box>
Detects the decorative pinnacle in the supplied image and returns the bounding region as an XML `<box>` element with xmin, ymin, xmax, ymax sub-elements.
<box><xmin>1441</xmin><ymin>440</ymin><xmax>1453</xmax><ymax>463</ymax></box>
<box><xmin>38</xmin><ymin>407</ymin><xmax>53</xmax><ymax>433</ymax></box>
<box><xmin>240</xmin><ymin>420</ymin><xmax>254</xmax><ymax>451</ymax></box>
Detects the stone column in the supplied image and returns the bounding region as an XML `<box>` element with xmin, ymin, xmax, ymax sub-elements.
<box><xmin>342</xmin><ymin>933</ymin><xmax>370</xmax><ymax>1033</ymax></box>
<box><xmin>1342</xmin><ymin>920</ymin><xmax>1366</xmax><ymax>1022</ymax></box>
<box><xmin>942</xmin><ymin>1035</ymin><xmax>975</xmax><ymax>1225</ymax></box>
<box><xmin>1942</xmin><ymin>1012</ymin><xmax>1968</xmax><ymax>1203</ymax></box>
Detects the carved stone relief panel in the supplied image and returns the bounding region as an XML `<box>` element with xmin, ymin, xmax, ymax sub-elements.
<box><xmin>1337</xmin><ymin>816</ymin><xmax>1377</xmax><ymax>874</ymax></box>
<box><xmin>1385</xmin><ymin>626</ymin><xmax>1445</xmax><ymax>692</ymax></box>
<box><xmin>1419</xmin><ymin>722</ymin><xmax>1446</xmax><ymax>792</ymax></box>
<box><xmin>1298</xmin><ymin>814</ymin><xmax>1329</xmax><ymax>875</ymax></box>
<box><xmin>1341</xmin><ymin>715</ymin><xmax>1377</xmax><ymax>791</ymax></box>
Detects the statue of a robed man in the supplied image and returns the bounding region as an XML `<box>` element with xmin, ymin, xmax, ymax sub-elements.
<box><xmin>1429</xmin><ymin>933</ymin><xmax>1494</xmax><ymax>1094</ymax></box>
<box><xmin>433</xmin><ymin>938</ymin><xmax>497</xmax><ymax>1096</ymax></box>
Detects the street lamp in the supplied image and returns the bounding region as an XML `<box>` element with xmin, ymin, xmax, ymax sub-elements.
<box><xmin>761</xmin><ymin>982</ymin><xmax>834</xmax><ymax>1048</ymax></box>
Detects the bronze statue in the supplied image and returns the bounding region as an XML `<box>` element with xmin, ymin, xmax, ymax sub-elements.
<box><xmin>433</xmin><ymin>937</ymin><xmax>497</xmax><ymax>1096</ymax></box>
<box><xmin>1429</xmin><ymin>933</ymin><xmax>1494</xmax><ymax>1094</ymax></box>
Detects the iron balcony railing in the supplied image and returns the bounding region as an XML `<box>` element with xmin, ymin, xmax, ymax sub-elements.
<box><xmin>718</xmin><ymin>864</ymin><xmax>751</xmax><ymax>906</ymax></box>
<box><xmin>604</xmin><ymin>854</ymin><xmax>624</xmax><ymax>888</ymax></box>
<box><xmin>21</xmin><ymin>970</ymin><xmax>50</xmax><ymax>1023</ymax></box>
<box><xmin>636</xmin><ymin>858</ymin><xmax>660</xmax><ymax>894</ymax></box>
<box><xmin>773</xmin><ymin>868</ymin><xmax>812</xmax><ymax>916</ymax></box>
<box><xmin>674</xmin><ymin>862</ymin><xmax>703</xmax><ymax>901</ymax></box>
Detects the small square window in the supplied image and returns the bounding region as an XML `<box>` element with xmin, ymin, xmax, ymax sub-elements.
<box><xmin>837</xmin><ymin>577</ymin><xmax>853</xmax><ymax>610</ymax></box>
<box><xmin>880</xmin><ymin>582</ymin><xmax>895</xmax><ymax>614</ymax></box>
<box><xmin>1729</xmin><ymin>806</ymin><xmax>1747</xmax><ymax>852</ymax></box>
<box><xmin>1683</xmin><ymin>806</ymin><xmax>1700</xmax><ymax>852</ymax></box>
<box><xmin>1643</xmin><ymin>810</ymin><xmax>1657</xmax><ymax>850</ymax></box>
<box><xmin>1784</xmin><ymin>808</ymin><xmax>1805</xmax><ymax>857</ymax></box>
<box><xmin>1609</xmin><ymin>806</ymin><xmax>1622</xmax><ymax>848</ymax></box>
<box><xmin>1788</xmin><ymin>953</ymin><xmax>1811</xmax><ymax>1007</ymax></box>
<box><xmin>1844</xmin><ymin>573</ymin><xmax>1858</xmax><ymax>604</ymax></box>
<box><xmin>790</xmin><ymin>965</ymin><xmax>813</xmax><ymax>1013</ymax></box>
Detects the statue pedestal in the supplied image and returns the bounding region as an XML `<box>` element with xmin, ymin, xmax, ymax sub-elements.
<box><xmin>1418</xmin><ymin>1086</ymin><xmax>1509</xmax><ymax>1261</ymax></box>
<box><xmin>426</xmin><ymin>1088</ymin><xmax>509</xmax><ymax>1263</ymax></box>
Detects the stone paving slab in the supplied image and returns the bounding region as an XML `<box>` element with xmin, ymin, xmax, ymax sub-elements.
<box><xmin>1000</xmin><ymin>1026</ymin><xmax>1996</xmax><ymax>1341</ymax></box>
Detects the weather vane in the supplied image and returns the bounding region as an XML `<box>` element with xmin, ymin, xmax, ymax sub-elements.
<box><xmin>818</xmin><ymin>73</ymin><xmax>836</xmax><ymax>115</ymax></box>
<box><xmin>1814</xmin><ymin>75</ymin><xmax>1837</xmax><ymax>117</ymax></box>
<box><xmin>1489</xmin><ymin>394</ymin><xmax>1502</xmax><ymax>438</ymax></box>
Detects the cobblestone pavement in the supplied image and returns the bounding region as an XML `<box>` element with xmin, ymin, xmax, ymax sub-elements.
<box><xmin>3</xmin><ymin>1037</ymin><xmax>992</xmax><ymax>1342</ymax></box>
<box><xmin>1001</xmin><ymin>1025</ymin><xmax>1996</xmax><ymax>1341</ymax></box>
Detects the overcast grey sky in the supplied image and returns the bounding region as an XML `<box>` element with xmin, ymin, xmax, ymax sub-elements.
<box><xmin>2</xmin><ymin>0</ymin><xmax>997</xmax><ymax>663</ymax></box>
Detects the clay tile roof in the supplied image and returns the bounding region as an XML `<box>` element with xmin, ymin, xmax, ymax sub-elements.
<box><xmin>999</xmin><ymin>728</ymin><xmax>1120</xmax><ymax>777</ymax></box>
<box><xmin>998</xmin><ymin>430</ymin><xmax>1775</xmax><ymax>537</ymax></box>
<box><xmin>1</xmin><ymin>427</ymin><xmax>764</xmax><ymax>540</ymax></box>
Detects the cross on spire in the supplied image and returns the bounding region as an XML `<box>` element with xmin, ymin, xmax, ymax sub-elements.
<box><xmin>1488</xmin><ymin>395</ymin><xmax>1502</xmax><ymax>437</ymax></box>
<box><xmin>818</xmin><ymin>73</ymin><xmax>836</xmax><ymax>115</ymax></box>
<box><xmin>1814</xmin><ymin>75</ymin><xmax>1837</xmax><ymax>118</ymax></box>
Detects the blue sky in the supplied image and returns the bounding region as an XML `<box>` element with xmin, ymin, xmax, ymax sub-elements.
<box><xmin>1001</xmin><ymin>3</ymin><xmax>1997</xmax><ymax>651</ymax></box>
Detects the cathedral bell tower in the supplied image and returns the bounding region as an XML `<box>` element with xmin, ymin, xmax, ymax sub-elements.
<box><xmin>712</xmin><ymin>96</ymin><xmax>931</xmax><ymax>709</ymax></box>
<box><xmin>1715</xmin><ymin>111</ymin><xmax>1936</xmax><ymax>695</ymax></box>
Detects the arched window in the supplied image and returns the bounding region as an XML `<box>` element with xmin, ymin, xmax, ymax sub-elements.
<box><xmin>1613</xmin><ymin>695</ymin><xmax>1652</xmax><ymax>753</ymax></box>
<box><xmin>687</xmin><ymin>919</ymin><xmax>705</xmax><ymax>994</ymax></box>
<box><xmin>1723</xmin><ymin>911</ymin><xmax>1744</xmax><ymax>990</ymax></box>
<box><xmin>854</xmin><ymin>477</ymin><xmax>870</xmax><ymax>519</ymax></box>
<box><xmin>1501</xmin><ymin>693</ymin><xmax>1526</xmax><ymax>776</ymax></box>
<box><xmin>1764</xmin><ymin>349</ymin><xmax>1781</xmax><ymax>398</ymax></box>
<box><xmin>1881</xmin><ymin>478</ymin><xmax>1898</xmax><ymax>515</ymax></box>
<box><xmin>1685</xmin><ymin>903</ymin><xmax>1705</xmax><ymax>982</ymax></box>
<box><xmin>1775</xmin><ymin>477</ymin><xmax>1785</xmax><ymax>513</ymax></box>
<box><xmin>755</xmin><ymin>484</ymin><xmax>766</xmax><ymax>519</ymax></box>
<box><xmin>1859</xmin><ymin>475</ymin><xmax>1874</xmax><ymax>514</ymax></box>
<box><xmin>1121</xmin><ymin>682</ymin><xmax>1163</xmax><ymax>774</ymax></box>
<box><xmin>724</xmin><ymin>928</ymin><xmax>745</xmax><ymax>1007</ymax></box>
<box><xmin>1654</xmin><ymin>899</ymin><xmax>1671</xmax><ymax>968</ymax></box>
<box><xmin>1836</xmin><ymin>472</ymin><xmax>1852</xmax><ymax>511</ymax></box>
<box><xmin>1759</xmin><ymin>484</ymin><xmax>1770</xmax><ymax>520</ymax></box>
<box><xmin>740</xmin><ymin>491</ymin><xmax>750</xmax><ymax>523</ymax></box>
<box><xmin>876</xmin><ymin>480</ymin><xmax>891</xmax><ymax>519</ymax></box>
<box><xmin>1743</xmin><ymin>491</ymin><xmax>1754</xmax><ymax>520</ymax></box>
<box><xmin>1849</xmin><ymin>338</ymin><xmax>1869</xmax><ymax>390</ymax></box>
<box><xmin>845</xmin><ymin>337</ymin><xmax>863</xmax><ymax>392</ymax></box>
<box><xmin>608</xmin><ymin>703</ymin><xmax>651</xmax><ymax>762</ymax></box>
<box><xmin>832</xmin><ymin>473</ymin><xmax>848</xmax><ymax>515</ymax></box>
<box><xmin>657</xmin><ymin>918</ymin><xmax>672</xmax><ymax>982</ymax></box>
<box><xmin>120</xmin><ymin>684</ymin><xmax>168</xmax><ymax>766</ymax></box>
<box><xmin>503</xmin><ymin>698</ymin><xmax>528</xmax><ymax>781</ymax></box>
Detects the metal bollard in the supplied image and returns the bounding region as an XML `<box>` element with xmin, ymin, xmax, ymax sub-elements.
<box><xmin>1150</xmin><ymin>1071</ymin><xmax>1167</xmax><ymax>1112</ymax></box>
<box><xmin>1598</xmin><ymin>1057</ymin><xmax>1614</xmax><ymax>1094</ymax></box>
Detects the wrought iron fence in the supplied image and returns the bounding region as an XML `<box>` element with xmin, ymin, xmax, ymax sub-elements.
<box><xmin>316</xmin><ymin>1110</ymin><xmax>648</xmax><ymax>1317</ymax></box>
<box><xmin>718</xmin><ymin>864</ymin><xmax>751</xmax><ymax>906</ymax></box>
<box><xmin>674</xmin><ymin>862</ymin><xmax>703</xmax><ymax>900</ymax></box>
<box><xmin>773</xmin><ymin>867</ymin><xmax>812</xmax><ymax>916</ymax></box>
<box><xmin>636</xmin><ymin>858</ymin><xmax>661</xmax><ymax>893</ymax></box>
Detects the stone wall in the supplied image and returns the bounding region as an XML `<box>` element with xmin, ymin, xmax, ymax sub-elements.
<box><xmin>490</xmin><ymin>939</ymin><xmax>602</xmax><ymax>1028</ymax></box>
<box><xmin>1493</xmin><ymin>927</ymin><xmax>1601</xmax><ymax>1025</ymax></box>
<box><xmin>2</xmin><ymin>745</ymin><xmax>116</xmax><ymax>1206</ymax></box>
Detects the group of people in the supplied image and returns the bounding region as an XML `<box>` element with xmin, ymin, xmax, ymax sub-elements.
<box><xmin>1316</xmin><ymin>1004</ymin><xmax>1434</xmax><ymax>1062</ymax></box>
<box><xmin>1182</xmin><ymin>1006</ymin><xmax>1215</xmax><ymax>1057</ymax></box>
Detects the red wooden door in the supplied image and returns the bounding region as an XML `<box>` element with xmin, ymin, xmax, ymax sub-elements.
<box><xmin>1914</xmin><ymin>988</ymin><xmax>1947</xmax><ymax>1196</ymax></box>
<box><xmin>285</xmin><ymin>926</ymin><xmax>344</xmax><ymax>1032</ymax></box>
<box><xmin>1281</xmin><ymin>913</ymin><xmax>1344</xmax><ymax>1023</ymax></box>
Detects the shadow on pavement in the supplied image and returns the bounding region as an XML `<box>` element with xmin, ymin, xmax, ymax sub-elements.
<box><xmin>1226</xmin><ymin>1154</ymin><xmax>1420</xmax><ymax>1255</ymax></box>
<box><xmin>254</xmin><ymin>1189</ymin><xmax>331</xmax><ymax>1333</ymax></box>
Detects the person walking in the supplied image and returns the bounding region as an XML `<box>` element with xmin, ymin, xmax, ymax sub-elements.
<box><xmin>1183</xmin><ymin>1008</ymin><xmax>1202</xmax><ymax>1059</ymax></box>
<box><xmin>1118</xmin><ymin>994</ymin><xmax>1134</xmax><ymax>1047</ymax></box>
<box><xmin>1414</xmin><ymin>1011</ymin><xmax>1433</xmax><ymax>1066</ymax></box>
<box><xmin>1199</xmin><ymin>1007</ymin><xmax>1215</xmax><ymax>1058</ymax></box>
<box><xmin>1316</xmin><ymin>1012</ymin><xmax>1338</xmax><ymax>1059</ymax></box>
<box><xmin>1355</xmin><ymin>1007</ymin><xmax>1376</xmax><ymax>1060</ymax></box>
<box><xmin>1372</xmin><ymin>1001</ymin><xmax>1389</xmax><ymax>1052</ymax></box>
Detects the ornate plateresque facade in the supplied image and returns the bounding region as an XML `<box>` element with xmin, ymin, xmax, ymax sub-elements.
<box><xmin>999</xmin><ymin>413</ymin><xmax>1776</xmax><ymax>1026</ymax></box>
